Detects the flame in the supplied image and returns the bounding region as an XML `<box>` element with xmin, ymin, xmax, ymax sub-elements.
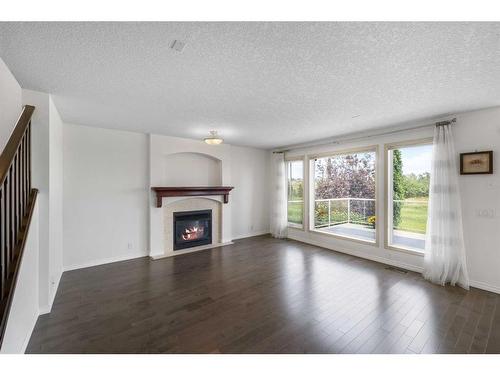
<box><xmin>182</xmin><ymin>226</ymin><xmax>205</xmax><ymax>241</ymax></box>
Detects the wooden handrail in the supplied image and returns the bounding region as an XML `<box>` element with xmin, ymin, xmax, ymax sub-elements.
<box><xmin>0</xmin><ymin>106</ymin><xmax>35</xmax><ymax>186</ymax></box>
<box><xmin>0</xmin><ymin>105</ymin><xmax>37</xmax><ymax>348</ymax></box>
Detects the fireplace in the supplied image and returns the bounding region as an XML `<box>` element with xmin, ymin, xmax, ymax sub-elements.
<box><xmin>173</xmin><ymin>209</ymin><xmax>212</xmax><ymax>250</ymax></box>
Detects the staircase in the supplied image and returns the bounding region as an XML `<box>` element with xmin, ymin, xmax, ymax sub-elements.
<box><xmin>0</xmin><ymin>105</ymin><xmax>38</xmax><ymax>347</ymax></box>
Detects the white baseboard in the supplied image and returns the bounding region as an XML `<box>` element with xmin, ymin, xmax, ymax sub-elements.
<box><xmin>21</xmin><ymin>309</ymin><xmax>39</xmax><ymax>353</ymax></box>
<box><xmin>46</xmin><ymin>271</ymin><xmax>63</xmax><ymax>313</ymax></box>
<box><xmin>20</xmin><ymin>274</ymin><xmax>62</xmax><ymax>351</ymax></box>
<box><xmin>58</xmin><ymin>236</ymin><xmax>500</xmax><ymax>299</ymax></box>
<box><xmin>149</xmin><ymin>232</ymin><xmax>269</xmax><ymax>259</ymax></box>
<box><xmin>63</xmin><ymin>252</ymin><xmax>148</xmax><ymax>272</ymax></box>
<box><xmin>470</xmin><ymin>280</ymin><xmax>500</xmax><ymax>294</ymax></box>
<box><xmin>39</xmin><ymin>272</ymin><xmax>63</xmax><ymax>316</ymax></box>
<box><xmin>289</xmin><ymin>235</ymin><xmax>500</xmax><ymax>295</ymax></box>
<box><xmin>289</xmin><ymin>235</ymin><xmax>424</xmax><ymax>274</ymax></box>
<box><xmin>1</xmin><ymin>309</ymin><xmax>39</xmax><ymax>354</ymax></box>
<box><xmin>39</xmin><ymin>304</ymin><xmax>53</xmax><ymax>315</ymax></box>
<box><xmin>232</xmin><ymin>230</ymin><xmax>270</xmax><ymax>240</ymax></box>
<box><xmin>151</xmin><ymin>241</ymin><xmax>234</xmax><ymax>260</ymax></box>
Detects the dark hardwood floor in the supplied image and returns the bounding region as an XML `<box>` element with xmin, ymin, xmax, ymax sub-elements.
<box><xmin>26</xmin><ymin>235</ymin><xmax>500</xmax><ymax>354</ymax></box>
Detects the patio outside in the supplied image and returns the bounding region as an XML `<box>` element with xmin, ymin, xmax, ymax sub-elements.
<box><xmin>288</xmin><ymin>197</ymin><xmax>427</xmax><ymax>249</ymax></box>
<box><xmin>312</xmin><ymin>197</ymin><xmax>427</xmax><ymax>250</ymax></box>
<box><xmin>287</xmin><ymin>146</ymin><xmax>430</xmax><ymax>252</ymax></box>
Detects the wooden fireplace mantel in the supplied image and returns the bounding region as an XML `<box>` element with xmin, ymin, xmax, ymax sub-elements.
<box><xmin>151</xmin><ymin>186</ymin><xmax>234</xmax><ymax>208</ymax></box>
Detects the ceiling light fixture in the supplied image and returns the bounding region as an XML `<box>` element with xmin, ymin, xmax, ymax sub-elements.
<box><xmin>204</xmin><ymin>130</ymin><xmax>223</xmax><ymax>145</ymax></box>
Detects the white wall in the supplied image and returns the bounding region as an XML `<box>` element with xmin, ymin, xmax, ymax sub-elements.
<box><xmin>63</xmin><ymin>123</ymin><xmax>150</xmax><ymax>270</ymax></box>
<box><xmin>454</xmin><ymin>107</ymin><xmax>500</xmax><ymax>293</ymax></box>
<box><xmin>0</xmin><ymin>59</ymin><xmax>63</xmax><ymax>350</ymax></box>
<box><xmin>287</xmin><ymin>106</ymin><xmax>500</xmax><ymax>294</ymax></box>
<box><xmin>22</xmin><ymin>90</ymin><xmax>64</xmax><ymax>312</ymax></box>
<box><xmin>48</xmin><ymin>97</ymin><xmax>64</xmax><ymax>303</ymax></box>
<box><xmin>230</xmin><ymin>145</ymin><xmax>270</xmax><ymax>239</ymax></box>
<box><xmin>22</xmin><ymin>90</ymin><xmax>50</xmax><ymax>312</ymax></box>
<box><xmin>164</xmin><ymin>152</ymin><xmax>222</xmax><ymax>186</ymax></box>
<box><xmin>0</xmin><ymin>59</ymin><xmax>41</xmax><ymax>353</ymax></box>
<box><xmin>0</xmin><ymin>57</ymin><xmax>22</xmax><ymax>150</ymax></box>
<box><xmin>63</xmin><ymin>124</ymin><xmax>270</xmax><ymax>268</ymax></box>
<box><xmin>0</xmin><ymin>198</ymin><xmax>40</xmax><ymax>354</ymax></box>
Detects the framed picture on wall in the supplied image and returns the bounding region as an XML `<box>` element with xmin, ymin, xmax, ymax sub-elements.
<box><xmin>460</xmin><ymin>151</ymin><xmax>493</xmax><ymax>175</ymax></box>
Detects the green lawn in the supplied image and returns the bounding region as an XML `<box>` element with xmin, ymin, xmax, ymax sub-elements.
<box><xmin>287</xmin><ymin>201</ymin><xmax>303</xmax><ymax>225</ymax></box>
<box><xmin>288</xmin><ymin>198</ymin><xmax>428</xmax><ymax>234</ymax></box>
<box><xmin>394</xmin><ymin>198</ymin><xmax>428</xmax><ymax>234</ymax></box>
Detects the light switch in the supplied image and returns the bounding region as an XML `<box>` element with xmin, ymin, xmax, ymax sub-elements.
<box><xmin>475</xmin><ymin>208</ymin><xmax>497</xmax><ymax>218</ymax></box>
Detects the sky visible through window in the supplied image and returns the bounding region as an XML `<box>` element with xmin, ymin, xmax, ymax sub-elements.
<box><xmin>289</xmin><ymin>161</ymin><xmax>303</xmax><ymax>179</ymax></box>
<box><xmin>400</xmin><ymin>144</ymin><xmax>432</xmax><ymax>175</ymax></box>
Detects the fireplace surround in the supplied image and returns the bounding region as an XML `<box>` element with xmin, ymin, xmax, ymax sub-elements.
<box><xmin>173</xmin><ymin>209</ymin><xmax>212</xmax><ymax>250</ymax></box>
<box><xmin>149</xmin><ymin>143</ymin><xmax>234</xmax><ymax>258</ymax></box>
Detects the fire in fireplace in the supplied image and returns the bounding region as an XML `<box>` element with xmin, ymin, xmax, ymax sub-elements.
<box><xmin>173</xmin><ymin>209</ymin><xmax>212</xmax><ymax>250</ymax></box>
<box><xmin>181</xmin><ymin>226</ymin><xmax>205</xmax><ymax>241</ymax></box>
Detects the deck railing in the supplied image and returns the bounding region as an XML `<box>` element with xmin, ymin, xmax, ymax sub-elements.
<box><xmin>314</xmin><ymin>198</ymin><xmax>376</xmax><ymax>228</ymax></box>
<box><xmin>0</xmin><ymin>105</ymin><xmax>38</xmax><ymax>347</ymax></box>
<box><xmin>288</xmin><ymin>197</ymin><xmax>428</xmax><ymax>235</ymax></box>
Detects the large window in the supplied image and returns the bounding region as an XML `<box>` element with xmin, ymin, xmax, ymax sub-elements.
<box><xmin>287</xmin><ymin>159</ymin><xmax>304</xmax><ymax>227</ymax></box>
<box><xmin>311</xmin><ymin>149</ymin><xmax>377</xmax><ymax>243</ymax></box>
<box><xmin>386</xmin><ymin>141</ymin><xmax>432</xmax><ymax>252</ymax></box>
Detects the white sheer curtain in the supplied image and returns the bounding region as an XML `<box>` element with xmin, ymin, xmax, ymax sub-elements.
<box><xmin>270</xmin><ymin>152</ymin><xmax>288</xmax><ymax>239</ymax></box>
<box><xmin>423</xmin><ymin>123</ymin><xmax>469</xmax><ymax>289</ymax></box>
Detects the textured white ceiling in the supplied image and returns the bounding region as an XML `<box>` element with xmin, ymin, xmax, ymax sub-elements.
<box><xmin>1</xmin><ymin>22</ymin><xmax>499</xmax><ymax>149</ymax></box>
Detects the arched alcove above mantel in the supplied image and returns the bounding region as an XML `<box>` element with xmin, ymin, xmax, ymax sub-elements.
<box><xmin>164</xmin><ymin>152</ymin><xmax>222</xmax><ymax>186</ymax></box>
<box><xmin>149</xmin><ymin>134</ymin><xmax>234</xmax><ymax>258</ymax></box>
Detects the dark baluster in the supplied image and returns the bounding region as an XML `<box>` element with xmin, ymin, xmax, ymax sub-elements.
<box><xmin>7</xmin><ymin>167</ymin><xmax>13</xmax><ymax>271</ymax></box>
<box><xmin>17</xmin><ymin>151</ymin><xmax>20</xmax><ymax>239</ymax></box>
<box><xmin>21</xmin><ymin>135</ymin><xmax>24</xmax><ymax>214</ymax></box>
<box><xmin>13</xmin><ymin>155</ymin><xmax>18</xmax><ymax>252</ymax></box>
<box><xmin>19</xmin><ymin>139</ymin><xmax>23</xmax><ymax>224</ymax></box>
<box><xmin>20</xmin><ymin>137</ymin><xmax>24</xmax><ymax>218</ymax></box>
<box><xmin>12</xmin><ymin>158</ymin><xmax>15</xmax><ymax>249</ymax></box>
<box><xmin>24</xmin><ymin>132</ymin><xmax>28</xmax><ymax>213</ymax></box>
<box><xmin>0</xmin><ymin>105</ymin><xmax>36</xmax><ymax>346</ymax></box>
<box><xmin>0</xmin><ymin>187</ymin><xmax>3</xmax><ymax>300</ymax></box>
<box><xmin>13</xmin><ymin>156</ymin><xmax>16</xmax><ymax>251</ymax></box>
<box><xmin>3</xmin><ymin>178</ymin><xmax>8</xmax><ymax>284</ymax></box>
<box><xmin>17</xmin><ymin>151</ymin><xmax>21</xmax><ymax>241</ymax></box>
<box><xmin>28</xmin><ymin>124</ymin><xmax>31</xmax><ymax>197</ymax></box>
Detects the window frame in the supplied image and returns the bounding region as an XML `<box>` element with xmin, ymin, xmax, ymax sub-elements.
<box><xmin>285</xmin><ymin>156</ymin><xmax>305</xmax><ymax>230</ymax></box>
<box><xmin>308</xmin><ymin>145</ymin><xmax>379</xmax><ymax>246</ymax></box>
<box><xmin>384</xmin><ymin>138</ymin><xmax>433</xmax><ymax>256</ymax></box>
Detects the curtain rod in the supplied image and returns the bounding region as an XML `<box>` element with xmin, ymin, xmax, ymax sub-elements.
<box><xmin>273</xmin><ymin>117</ymin><xmax>456</xmax><ymax>153</ymax></box>
<box><xmin>435</xmin><ymin>118</ymin><xmax>456</xmax><ymax>126</ymax></box>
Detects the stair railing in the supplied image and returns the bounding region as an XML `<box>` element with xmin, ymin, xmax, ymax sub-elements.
<box><xmin>0</xmin><ymin>105</ymin><xmax>38</xmax><ymax>346</ymax></box>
